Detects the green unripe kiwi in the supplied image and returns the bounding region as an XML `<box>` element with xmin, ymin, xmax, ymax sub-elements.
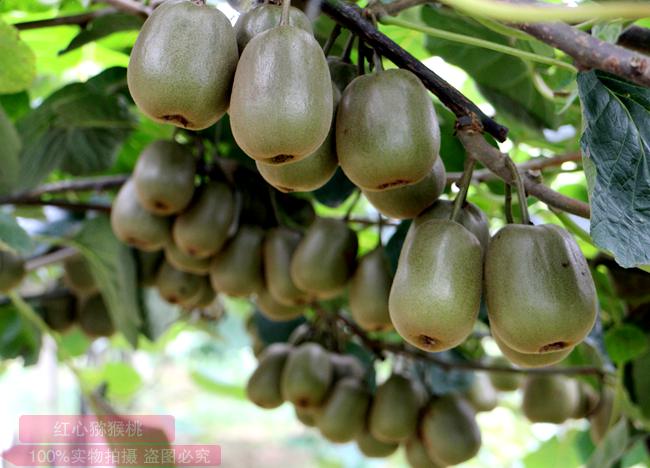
<box><xmin>290</xmin><ymin>217</ymin><xmax>358</xmax><ymax>299</ymax></box>
<box><xmin>0</xmin><ymin>250</ymin><xmax>26</xmax><ymax>293</ymax></box>
<box><xmin>63</xmin><ymin>254</ymin><xmax>97</xmax><ymax>294</ymax></box>
<box><xmin>133</xmin><ymin>140</ymin><xmax>196</xmax><ymax>215</ymax></box>
<box><xmin>421</xmin><ymin>395</ymin><xmax>482</xmax><ymax>466</ymax></box>
<box><xmin>255</xmin><ymin>288</ymin><xmax>305</xmax><ymax>322</ymax></box>
<box><xmin>487</xmin><ymin>356</ymin><xmax>522</xmax><ymax>391</ymax></box>
<box><xmin>235</xmin><ymin>4</ymin><xmax>312</xmax><ymax>53</ymax></box>
<box><xmin>262</xmin><ymin>227</ymin><xmax>310</xmax><ymax>306</ymax></box>
<box><xmin>369</xmin><ymin>373</ymin><xmax>422</xmax><ymax>443</ymax></box>
<box><xmin>573</xmin><ymin>382</ymin><xmax>599</xmax><ymax>419</ymax></box>
<box><xmin>164</xmin><ymin>242</ymin><xmax>212</xmax><ymax>275</ymax></box>
<box><xmin>407</xmin><ymin>199</ymin><xmax>490</xmax><ymax>252</ymax></box>
<box><xmin>356</xmin><ymin>427</ymin><xmax>398</xmax><ymax>458</ymax></box>
<box><xmin>281</xmin><ymin>342</ymin><xmax>333</xmax><ymax>408</ymax></box>
<box><xmin>182</xmin><ymin>277</ymin><xmax>216</xmax><ymax>310</ymax></box>
<box><xmin>209</xmin><ymin>225</ymin><xmax>265</xmax><ymax>297</ymax></box>
<box><xmin>486</xmin><ymin>224</ymin><xmax>597</xmax><ymax>354</ymax></box>
<box><xmin>172</xmin><ymin>181</ymin><xmax>236</xmax><ymax>259</ymax></box>
<box><xmin>255</xmin><ymin>85</ymin><xmax>340</xmax><ymax>192</ymax></box>
<box><xmin>111</xmin><ymin>179</ymin><xmax>171</xmax><ymax>252</ymax></box>
<box><xmin>155</xmin><ymin>261</ymin><xmax>204</xmax><ymax>305</ymax></box>
<box><xmin>330</xmin><ymin>353</ymin><xmax>366</xmax><ymax>381</ymax></box>
<box><xmin>246</xmin><ymin>342</ymin><xmax>291</xmax><ymax>409</ymax></box>
<box><xmin>492</xmin><ymin>329</ymin><xmax>574</xmax><ymax>368</ymax></box>
<box><xmin>389</xmin><ymin>219</ymin><xmax>482</xmax><ymax>352</ymax></box>
<box><xmin>295</xmin><ymin>406</ymin><xmax>318</xmax><ymax>427</ymax></box>
<box><xmin>349</xmin><ymin>247</ymin><xmax>393</xmax><ymax>332</ymax></box>
<box><xmin>522</xmin><ymin>375</ymin><xmax>580</xmax><ymax>424</ymax></box>
<box><xmin>317</xmin><ymin>377</ymin><xmax>370</xmax><ymax>443</ymax></box>
<box><xmin>405</xmin><ymin>437</ymin><xmax>445</xmax><ymax>468</ymax></box>
<box><xmin>127</xmin><ymin>0</ymin><xmax>238</xmax><ymax>130</ymax></box>
<box><xmin>328</xmin><ymin>57</ymin><xmax>357</xmax><ymax>92</ymax></box>
<box><xmin>229</xmin><ymin>25</ymin><xmax>332</xmax><ymax>164</ymax></box>
<box><xmin>336</xmin><ymin>69</ymin><xmax>440</xmax><ymax>191</ymax></box>
<box><xmin>464</xmin><ymin>372</ymin><xmax>498</xmax><ymax>413</ymax></box>
<box><xmin>78</xmin><ymin>294</ymin><xmax>115</xmax><ymax>338</ymax></box>
<box><xmin>41</xmin><ymin>295</ymin><xmax>77</xmax><ymax>332</ymax></box>
<box><xmin>363</xmin><ymin>157</ymin><xmax>446</xmax><ymax>219</ymax></box>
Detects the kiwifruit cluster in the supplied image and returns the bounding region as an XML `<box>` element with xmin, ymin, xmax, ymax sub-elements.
<box><xmin>39</xmin><ymin>255</ymin><xmax>115</xmax><ymax>339</ymax></box>
<box><xmin>0</xmin><ymin>249</ymin><xmax>26</xmax><ymax>293</ymax></box>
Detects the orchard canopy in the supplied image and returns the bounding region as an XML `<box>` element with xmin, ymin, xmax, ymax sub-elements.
<box><xmin>0</xmin><ymin>0</ymin><xmax>649</xmax><ymax>467</ymax></box>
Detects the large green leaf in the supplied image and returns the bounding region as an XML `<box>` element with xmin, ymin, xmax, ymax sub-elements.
<box><xmin>70</xmin><ymin>215</ymin><xmax>142</xmax><ymax>346</ymax></box>
<box><xmin>578</xmin><ymin>71</ymin><xmax>650</xmax><ymax>268</ymax></box>
<box><xmin>421</xmin><ymin>5</ymin><xmax>557</xmax><ymax>130</ymax></box>
<box><xmin>59</xmin><ymin>13</ymin><xmax>143</xmax><ymax>55</ymax></box>
<box><xmin>0</xmin><ymin>20</ymin><xmax>36</xmax><ymax>93</ymax></box>
<box><xmin>604</xmin><ymin>324</ymin><xmax>649</xmax><ymax>365</ymax></box>
<box><xmin>0</xmin><ymin>304</ymin><xmax>41</xmax><ymax>365</ymax></box>
<box><xmin>0</xmin><ymin>105</ymin><xmax>21</xmax><ymax>195</ymax></box>
<box><xmin>0</xmin><ymin>212</ymin><xmax>33</xmax><ymax>254</ymax></box>
<box><xmin>586</xmin><ymin>418</ymin><xmax>629</xmax><ymax>468</ymax></box>
<box><xmin>15</xmin><ymin>79</ymin><xmax>134</xmax><ymax>189</ymax></box>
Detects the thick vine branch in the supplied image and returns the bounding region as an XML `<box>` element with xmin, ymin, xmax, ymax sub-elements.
<box><xmin>321</xmin><ymin>0</ymin><xmax>509</xmax><ymax>142</ymax></box>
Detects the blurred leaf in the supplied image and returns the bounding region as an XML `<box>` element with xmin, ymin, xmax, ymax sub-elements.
<box><xmin>592</xmin><ymin>22</ymin><xmax>624</xmax><ymax>44</ymax></box>
<box><xmin>59</xmin><ymin>13</ymin><xmax>143</xmax><ymax>55</ymax></box>
<box><xmin>385</xmin><ymin>220</ymin><xmax>411</xmax><ymax>274</ymax></box>
<box><xmin>0</xmin><ymin>92</ymin><xmax>30</xmax><ymax>120</ymax></box>
<box><xmin>421</xmin><ymin>5</ymin><xmax>558</xmax><ymax>130</ymax></box>
<box><xmin>0</xmin><ymin>304</ymin><xmax>41</xmax><ymax>365</ymax></box>
<box><xmin>272</xmin><ymin>192</ymin><xmax>316</xmax><ymax>230</ymax></box>
<box><xmin>0</xmin><ymin>212</ymin><xmax>33</xmax><ymax>254</ymax></box>
<box><xmin>190</xmin><ymin>370</ymin><xmax>246</xmax><ymax>400</ymax></box>
<box><xmin>252</xmin><ymin>310</ymin><xmax>305</xmax><ymax>346</ymax></box>
<box><xmin>0</xmin><ymin>20</ymin><xmax>36</xmax><ymax>93</ymax></box>
<box><xmin>524</xmin><ymin>431</ymin><xmax>584</xmax><ymax>468</ymax></box>
<box><xmin>16</xmin><ymin>79</ymin><xmax>133</xmax><ymax>189</ymax></box>
<box><xmin>0</xmin><ymin>105</ymin><xmax>21</xmax><ymax>195</ymax></box>
<box><xmin>82</xmin><ymin>362</ymin><xmax>143</xmax><ymax>401</ymax></box>
<box><xmin>70</xmin><ymin>215</ymin><xmax>142</xmax><ymax>346</ymax></box>
<box><xmin>57</xmin><ymin>326</ymin><xmax>90</xmax><ymax>359</ymax></box>
<box><xmin>578</xmin><ymin>71</ymin><xmax>650</xmax><ymax>268</ymax></box>
<box><xmin>437</xmin><ymin>105</ymin><xmax>466</xmax><ymax>172</ymax></box>
<box><xmin>626</xmin><ymin>346</ymin><xmax>650</xmax><ymax>420</ymax></box>
<box><xmin>141</xmin><ymin>289</ymin><xmax>180</xmax><ymax>342</ymax></box>
<box><xmin>313</xmin><ymin>167</ymin><xmax>356</xmax><ymax>208</ymax></box>
<box><xmin>586</xmin><ymin>418</ymin><xmax>629</xmax><ymax>468</ymax></box>
<box><xmin>605</xmin><ymin>324</ymin><xmax>649</xmax><ymax>365</ymax></box>
<box><xmin>413</xmin><ymin>351</ymin><xmax>472</xmax><ymax>395</ymax></box>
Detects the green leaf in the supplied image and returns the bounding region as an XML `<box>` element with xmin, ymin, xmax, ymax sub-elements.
<box><xmin>190</xmin><ymin>370</ymin><xmax>247</xmax><ymax>400</ymax></box>
<box><xmin>82</xmin><ymin>362</ymin><xmax>143</xmax><ymax>401</ymax></box>
<box><xmin>59</xmin><ymin>13</ymin><xmax>143</xmax><ymax>55</ymax></box>
<box><xmin>0</xmin><ymin>212</ymin><xmax>33</xmax><ymax>254</ymax></box>
<box><xmin>605</xmin><ymin>324</ymin><xmax>649</xmax><ymax>365</ymax></box>
<box><xmin>70</xmin><ymin>215</ymin><xmax>142</xmax><ymax>346</ymax></box>
<box><xmin>0</xmin><ymin>304</ymin><xmax>41</xmax><ymax>365</ymax></box>
<box><xmin>421</xmin><ymin>5</ymin><xmax>558</xmax><ymax>130</ymax></box>
<box><xmin>586</xmin><ymin>418</ymin><xmax>629</xmax><ymax>468</ymax></box>
<box><xmin>16</xmin><ymin>80</ymin><xmax>134</xmax><ymax>189</ymax></box>
<box><xmin>577</xmin><ymin>70</ymin><xmax>650</xmax><ymax>268</ymax></box>
<box><xmin>0</xmin><ymin>104</ymin><xmax>21</xmax><ymax>195</ymax></box>
<box><xmin>592</xmin><ymin>22</ymin><xmax>624</xmax><ymax>44</ymax></box>
<box><xmin>627</xmin><ymin>346</ymin><xmax>650</xmax><ymax>420</ymax></box>
<box><xmin>524</xmin><ymin>431</ymin><xmax>584</xmax><ymax>468</ymax></box>
<box><xmin>313</xmin><ymin>167</ymin><xmax>357</xmax><ymax>208</ymax></box>
<box><xmin>0</xmin><ymin>20</ymin><xmax>36</xmax><ymax>93</ymax></box>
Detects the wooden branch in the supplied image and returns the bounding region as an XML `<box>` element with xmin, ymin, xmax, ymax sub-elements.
<box><xmin>321</xmin><ymin>0</ymin><xmax>509</xmax><ymax>142</ymax></box>
<box><xmin>0</xmin><ymin>175</ymin><xmax>128</xmax><ymax>200</ymax></box>
<box><xmin>25</xmin><ymin>247</ymin><xmax>79</xmax><ymax>271</ymax></box>
<box><xmin>3</xmin><ymin>199</ymin><xmax>112</xmax><ymax>213</ymax></box>
<box><xmin>456</xmin><ymin>128</ymin><xmax>591</xmax><ymax>218</ymax></box>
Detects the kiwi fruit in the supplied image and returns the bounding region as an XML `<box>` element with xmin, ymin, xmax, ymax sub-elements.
<box><xmin>290</xmin><ymin>217</ymin><xmax>358</xmax><ymax>299</ymax></box>
<box><xmin>420</xmin><ymin>395</ymin><xmax>481</xmax><ymax>466</ymax></box>
<box><xmin>485</xmin><ymin>224</ymin><xmax>597</xmax><ymax>354</ymax></box>
<box><xmin>522</xmin><ymin>375</ymin><xmax>580</xmax><ymax>424</ymax></box>
<box><xmin>363</xmin><ymin>157</ymin><xmax>446</xmax><ymax>219</ymax></box>
<box><xmin>246</xmin><ymin>342</ymin><xmax>291</xmax><ymax>409</ymax></box>
<box><xmin>487</xmin><ymin>356</ymin><xmax>522</xmax><ymax>391</ymax></box>
<box><xmin>492</xmin><ymin>329</ymin><xmax>574</xmax><ymax>368</ymax></box>
<box><xmin>182</xmin><ymin>276</ymin><xmax>216</xmax><ymax>310</ymax></box>
<box><xmin>406</xmin><ymin>199</ymin><xmax>490</xmax><ymax>252</ymax></box>
<box><xmin>330</xmin><ymin>353</ymin><xmax>366</xmax><ymax>381</ymax></box>
<box><xmin>78</xmin><ymin>293</ymin><xmax>115</xmax><ymax>338</ymax></box>
<box><xmin>133</xmin><ymin>140</ymin><xmax>196</xmax><ymax>215</ymax></box>
<box><xmin>155</xmin><ymin>260</ymin><xmax>204</xmax><ymax>306</ymax></box>
<box><xmin>0</xmin><ymin>250</ymin><xmax>25</xmax><ymax>293</ymax></box>
<box><xmin>328</xmin><ymin>57</ymin><xmax>357</xmax><ymax>92</ymax></box>
<box><xmin>235</xmin><ymin>4</ymin><xmax>312</xmax><ymax>52</ymax></box>
<box><xmin>256</xmin><ymin>288</ymin><xmax>305</xmax><ymax>322</ymax></box>
<box><xmin>281</xmin><ymin>342</ymin><xmax>333</xmax><ymax>408</ymax></box>
<box><xmin>127</xmin><ymin>0</ymin><xmax>238</xmax><ymax>130</ymax></box>
<box><xmin>389</xmin><ymin>219</ymin><xmax>482</xmax><ymax>352</ymax></box>
<box><xmin>405</xmin><ymin>437</ymin><xmax>445</xmax><ymax>468</ymax></box>
<box><xmin>263</xmin><ymin>227</ymin><xmax>310</xmax><ymax>306</ymax></box>
<box><xmin>295</xmin><ymin>406</ymin><xmax>318</xmax><ymax>427</ymax></box>
<box><xmin>172</xmin><ymin>181</ymin><xmax>236</xmax><ymax>259</ymax></box>
<box><xmin>41</xmin><ymin>295</ymin><xmax>77</xmax><ymax>332</ymax></box>
<box><xmin>573</xmin><ymin>381</ymin><xmax>599</xmax><ymax>419</ymax></box>
<box><xmin>209</xmin><ymin>225</ymin><xmax>265</xmax><ymax>296</ymax></box>
<box><xmin>336</xmin><ymin>69</ymin><xmax>440</xmax><ymax>191</ymax></box>
<box><xmin>465</xmin><ymin>372</ymin><xmax>498</xmax><ymax>412</ymax></box>
<box><xmin>356</xmin><ymin>426</ymin><xmax>398</xmax><ymax>458</ymax></box>
<box><xmin>317</xmin><ymin>377</ymin><xmax>370</xmax><ymax>443</ymax></box>
<box><xmin>229</xmin><ymin>25</ymin><xmax>332</xmax><ymax>164</ymax></box>
<box><xmin>255</xmin><ymin>85</ymin><xmax>340</xmax><ymax>192</ymax></box>
<box><xmin>589</xmin><ymin>386</ymin><xmax>617</xmax><ymax>443</ymax></box>
<box><xmin>63</xmin><ymin>254</ymin><xmax>97</xmax><ymax>294</ymax></box>
<box><xmin>369</xmin><ymin>373</ymin><xmax>421</xmax><ymax>442</ymax></box>
<box><xmin>111</xmin><ymin>179</ymin><xmax>171</xmax><ymax>251</ymax></box>
<box><xmin>164</xmin><ymin>242</ymin><xmax>212</xmax><ymax>275</ymax></box>
<box><xmin>349</xmin><ymin>247</ymin><xmax>393</xmax><ymax>332</ymax></box>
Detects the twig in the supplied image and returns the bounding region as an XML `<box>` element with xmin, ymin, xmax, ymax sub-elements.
<box><xmin>25</xmin><ymin>247</ymin><xmax>79</xmax><ymax>272</ymax></box>
<box><xmin>456</xmin><ymin>127</ymin><xmax>590</xmax><ymax>218</ymax></box>
<box><xmin>451</xmin><ymin>157</ymin><xmax>475</xmax><ymax>222</ymax></box>
<box><xmin>0</xmin><ymin>175</ymin><xmax>128</xmax><ymax>201</ymax></box>
<box><xmin>321</xmin><ymin>0</ymin><xmax>509</xmax><ymax>142</ymax></box>
<box><xmin>2</xmin><ymin>199</ymin><xmax>112</xmax><ymax>213</ymax></box>
<box><xmin>13</xmin><ymin>10</ymin><xmax>114</xmax><ymax>30</ymax></box>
